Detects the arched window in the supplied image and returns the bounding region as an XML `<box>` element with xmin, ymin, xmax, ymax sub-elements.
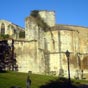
<box><xmin>1</xmin><ymin>23</ymin><xmax>5</xmax><ymax>34</ymax></box>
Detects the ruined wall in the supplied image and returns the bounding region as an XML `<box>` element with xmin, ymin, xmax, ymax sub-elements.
<box><xmin>65</xmin><ymin>26</ymin><xmax>88</xmax><ymax>73</ymax></box>
<box><xmin>45</xmin><ymin>25</ymin><xmax>88</xmax><ymax>77</ymax></box>
<box><xmin>1</xmin><ymin>10</ymin><xmax>86</xmax><ymax>78</ymax></box>
<box><xmin>0</xmin><ymin>20</ymin><xmax>11</xmax><ymax>34</ymax></box>
<box><xmin>14</xmin><ymin>25</ymin><xmax>88</xmax><ymax>77</ymax></box>
<box><xmin>62</xmin><ymin>25</ymin><xmax>88</xmax><ymax>53</ymax></box>
<box><xmin>44</xmin><ymin>29</ymin><xmax>79</xmax><ymax>76</ymax></box>
<box><xmin>25</xmin><ymin>13</ymin><xmax>49</xmax><ymax>74</ymax></box>
<box><xmin>14</xmin><ymin>40</ymin><xmax>40</xmax><ymax>73</ymax></box>
<box><xmin>38</xmin><ymin>10</ymin><xmax>55</xmax><ymax>27</ymax></box>
<box><xmin>1</xmin><ymin>10</ymin><xmax>88</xmax><ymax>78</ymax></box>
<box><xmin>24</xmin><ymin>11</ymin><xmax>88</xmax><ymax>77</ymax></box>
<box><xmin>0</xmin><ymin>20</ymin><xmax>24</xmax><ymax>39</ymax></box>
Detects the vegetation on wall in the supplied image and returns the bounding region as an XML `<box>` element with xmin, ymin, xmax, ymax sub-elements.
<box><xmin>0</xmin><ymin>34</ymin><xmax>10</xmax><ymax>39</ymax></box>
<box><xmin>30</xmin><ymin>10</ymin><xmax>49</xmax><ymax>31</ymax></box>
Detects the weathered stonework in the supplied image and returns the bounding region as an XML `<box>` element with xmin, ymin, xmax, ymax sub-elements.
<box><xmin>38</xmin><ymin>10</ymin><xmax>55</xmax><ymax>27</ymax></box>
<box><xmin>0</xmin><ymin>10</ymin><xmax>88</xmax><ymax>78</ymax></box>
<box><xmin>0</xmin><ymin>20</ymin><xmax>24</xmax><ymax>39</ymax></box>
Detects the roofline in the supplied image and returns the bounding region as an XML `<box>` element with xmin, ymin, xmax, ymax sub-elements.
<box><xmin>0</xmin><ymin>19</ymin><xmax>25</xmax><ymax>29</ymax></box>
<box><xmin>56</xmin><ymin>24</ymin><xmax>88</xmax><ymax>29</ymax></box>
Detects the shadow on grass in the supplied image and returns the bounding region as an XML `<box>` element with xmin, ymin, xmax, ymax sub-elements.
<box><xmin>40</xmin><ymin>77</ymin><xmax>80</xmax><ymax>88</ymax></box>
<box><xmin>79</xmin><ymin>84</ymin><xmax>88</xmax><ymax>88</ymax></box>
<box><xmin>0</xmin><ymin>70</ymin><xmax>8</xmax><ymax>73</ymax></box>
<box><xmin>10</xmin><ymin>86</ymin><xmax>21</xmax><ymax>88</ymax></box>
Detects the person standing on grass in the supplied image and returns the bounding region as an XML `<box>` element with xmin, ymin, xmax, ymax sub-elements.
<box><xmin>26</xmin><ymin>75</ymin><xmax>31</xmax><ymax>88</ymax></box>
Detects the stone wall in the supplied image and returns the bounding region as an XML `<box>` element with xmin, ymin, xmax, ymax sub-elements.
<box><xmin>2</xmin><ymin>10</ymin><xmax>88</xmax><ymax>78</ymax></box>
<box><xmin>24</xmin><ymin>11</ymin><xmax>88</xmax><ymax>78</ymax></box>
<box><xmin>0</xmin><ymin>20</ymin><xmax>24</xmax><ymax>39</ymax></box>
<box><xmin>38</xmin><ymin>10</ymin><xmax>55</xmax><ymax>27</ymax></box>
<box><xmin>14</xmin><ymin>40</ymin><xmax>38</xmax><ymax>73</ymax></box>
<box><xmin>14</xmin><ymin>25</ymin><xmax>88</xmax><ymax>77</ymax></box>
<box><xmin>45</xmin><ymin>29</ymin><xmax>78</xmax><ymax>76</ymax></box>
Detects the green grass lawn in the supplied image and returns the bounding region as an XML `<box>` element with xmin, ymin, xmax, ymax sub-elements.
<box><xmin>0</xmin><ymin>71</ymin><xmax>56</xmax><ymax>88</ymax></box>
<box><xmin>0</xmin><ymin>71</ymin><xmax>88</xmax><ymax>88</ymax></box>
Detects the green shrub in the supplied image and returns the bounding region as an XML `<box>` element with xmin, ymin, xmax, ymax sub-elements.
<box><xmin>0</xmin><ymin>34</ymin><xmax>10</xmax><ymax>39</ymax></box>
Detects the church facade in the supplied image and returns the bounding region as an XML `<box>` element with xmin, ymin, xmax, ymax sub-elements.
<box><xmin>0</xmin><ymin>10</ymin><xmax>88</xmax><ymax>78</ymax></box>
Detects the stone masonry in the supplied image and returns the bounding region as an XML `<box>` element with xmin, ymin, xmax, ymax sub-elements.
<box><xmin>0</xmin><ymin>10</ymin><xmax>88</xmax><ymax>78</ymax></box>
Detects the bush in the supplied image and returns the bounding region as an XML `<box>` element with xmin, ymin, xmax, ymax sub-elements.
<box><xmin>0</xmin><ymin>34</ymin><xmax>10</xmax><ymax>39</ymax></box>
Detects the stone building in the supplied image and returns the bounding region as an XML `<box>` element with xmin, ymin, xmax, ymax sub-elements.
<box><xmin>0</xmin><ymin>19</ymin><xmax>24</xmax><ymax>39</ymax></box>
<box><xmin>0</xmin><ymin>10</ymin><xmax>88</xmax><ymax>78</ymax></box>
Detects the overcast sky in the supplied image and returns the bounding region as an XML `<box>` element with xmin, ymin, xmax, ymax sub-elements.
<box><xmin>0</xmin><ymin>0</ymin><xmax>88</xmax><ymax>27</ymax></box>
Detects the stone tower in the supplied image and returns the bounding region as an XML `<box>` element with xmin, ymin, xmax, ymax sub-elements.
<box><xmin>25</xmin><ymin>10</ymin><xmax>55</xmax><ymax>40</ymax></box>
<box><xmin>38</xmin><ymin>10</ymin><xmax>55</xmax><ymax>27</ymax></box>
<box><xmin>24</xmin><ymin>10</ymin><xmax>56</xmax><ymax>73</ymax></box>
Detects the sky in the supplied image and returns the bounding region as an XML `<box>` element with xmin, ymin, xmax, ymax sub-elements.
<box><xmin>0</xmin><ymin>0</ymin><xmax>88</xmax><ymax>27</ymax></box>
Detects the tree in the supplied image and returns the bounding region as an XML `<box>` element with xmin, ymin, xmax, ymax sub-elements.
<box><xmin>0</xmin><ymin>40</ymin><xmax>17</xmax><ymax>71</ymax></box>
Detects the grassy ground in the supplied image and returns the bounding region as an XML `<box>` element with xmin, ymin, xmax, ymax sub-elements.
<box><xmin>0</xmin><ymin>71</ymin><xmax>88</xmax><ymax>88</ymax></box>
<box><xmin>0</xmin><ymin>71</ymin><xmax>56</xmax><ymax>88</ymax></box>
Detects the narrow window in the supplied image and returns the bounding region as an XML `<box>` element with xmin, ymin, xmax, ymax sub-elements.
<box><xmin>1</xmin><ymin>23</ymin><xmax>5</xmax><ymax>34</ymax></box>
